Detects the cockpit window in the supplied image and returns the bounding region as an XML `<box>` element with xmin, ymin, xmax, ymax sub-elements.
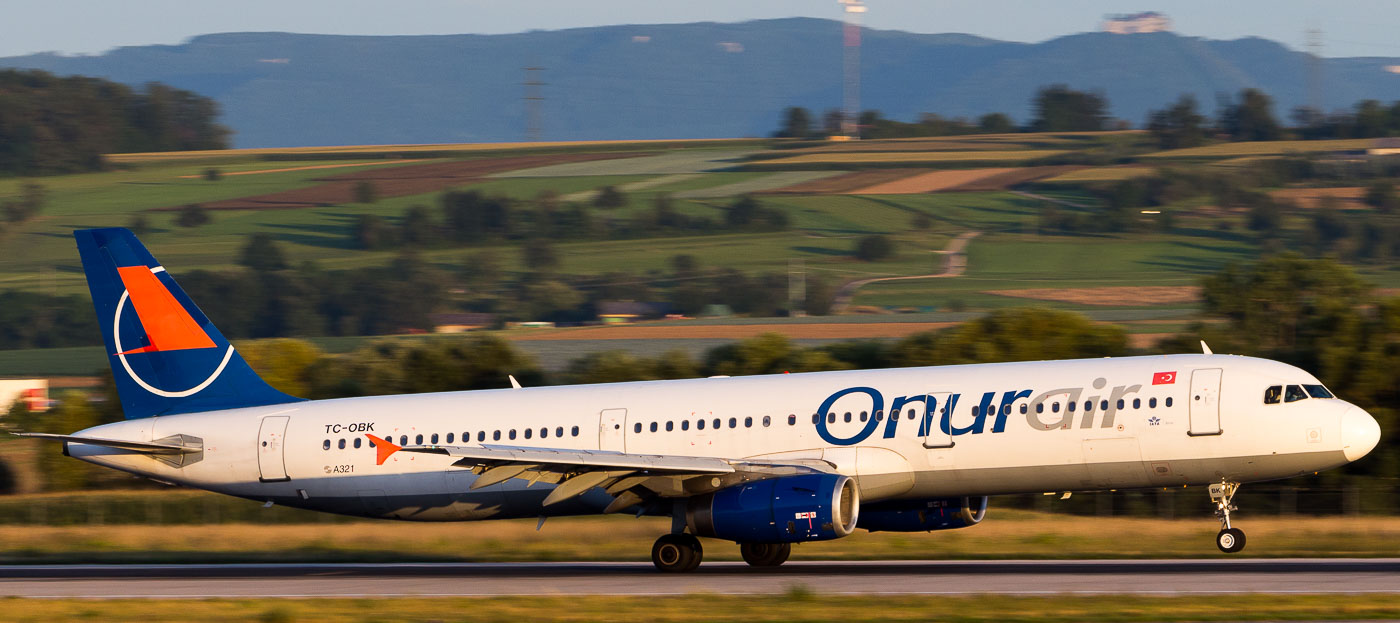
<box><xmin>1284</xmin><ymin>384</ymin><xmax>1308</xmax><ymax>403</ymax></box>
<box><xmin>1264</xmin><ymin>385</ymin><xmax>1282</xmax><ymax>405</ymax></box>
<box><xmin>1303</xmin><ymin>384</ymin><xmax>1334</xmax><ymax>399</ymax></box>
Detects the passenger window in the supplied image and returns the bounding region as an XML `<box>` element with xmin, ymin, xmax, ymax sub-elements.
<box><xmin>744</xmin><ymin>417</ymin><xmax>752</xmax><ymax>428</ymax></box>
<box><xmin>322</xmin><ymin>439</ymin><xmax>330</xmax><ymax>450</ymax></box>
<box><xmin>828</xmin><ymin>413</ymin><xmax>836</xmax><ymax>424</ymax></box>
<box><xmin>478</xmin><ymin>431</ymin><xmax>486</xmax><ymax>442</ymax></box>
<box><xmin>1149</xmin><ymin>398</ymin><xmax>1157</xmax><ymax>409</ymax></box>
<box><xmin>907</xmin><ymin>408</ymin><xmax>916</xmax><ymax>420</ymax></box>
<box><xmin>509</xmin><ymin>430</ymin><xmax>518</xmax><ymax>440</ymax></box>
<box><xmin>1003</xmin><ymin>404</ymin><xmax>1012</xmax><ymax>416</ymax></box>
<box><xmin>1067</xmin><ymin>401</ymin><xmax>1076</xmax><ymax>412</ymax></box>
<box><xmin>493</xmin><ymin>431</ymin><xmax>501</xmax><ymax>441</ymax></box>
<box><xmin>415</xmin><ymin>434</ymin><xmax>424</xmax><ymax>445</ymax></box>
<box><xmin>446</xmin><ymin>433</ymin><xmax>454</xmax><ymax>444</ymax></box>
<box><xmin>1132</xmin><ymin>399</ymin><xmax>1141</xmax><ymax>409</ymax></box>
<box><xmin>666</xmin><ymin>421</ymin><xmax>674</xmax><ymax>431</ymax></box>
<box><xmin>1020</xmin><ymin>404</ymin><xmax>1028</xmax><ymax>414</ymax></box>
<box><xmin>400</xmin><ymin>435</ymin><xmax>408</xmax><ymax>446</ymax></box>
<box><xmin>1051</xmin><ymin>402</ymin><xmax>1060</xmax><ymax>413</ymax></box>
<box><xmin>1304</xmin><ymin>384</ymin><xmax>1334</xmax><ymax>399</ymax></box>
<box><xmin>789</xmin><ymin>415</ymin><xmax>797</xmax><ymax>426</ymax></box>
<box><xmin>682</xmin><ymin>421</ymin><xmax>690</xmax><ymax>431</ymax></box>
<box><xmin>571</xmin><ymin>426</ymin><xmax>579</xmax><ymax>436</ymax></box>
<box><xmin>556</xmin><ymin>427</ymin><xmax>564</xmax><ymax>438</ymax></box>
<box><xmin>1100</xmin><ymin>400</ymin><xmax>1108</xmax><ymax>411</ymax></box>
<box><xmin>812</xmin><ymin>414</ymin><xmax>819</xmax><ymax>424</ymax></box>
<box><xmin>354</xmin><ymin>438</ymin><xmax>362</xmax><ymax>449</ymax></box>
<box><xmin>1165</xmin><ymin>397</ymin><xmax>1173</xmax><ymax>407</ymax></box>
<box><xmin>697</xmin><ymin>419</ymin><xmax>705</xmax><ymax>430</ymax></box>
<box><xmin>633</xmin><ymin>423</ymin><xmax>641</xmax><ymax>433</ymax></box>
<box><xmin>763</xmin><ymin>416</ymin><xmax>771</xmax><ymax>427</ymax></box>
<box><xmin>1285</xmin><ymin>385</ymin><xmax>1308</xmax><ymax>403</ymax></box>
<box><xmin>1036</xmin><ymin>403</ymin><xmax>1044</xmax><ymax>414</ymax></box>
<box><xmin>368</xmin><ymin>439</ymin><xmax>376</xmax><ymax>448</ymax></box>
<box><xmin>1116</xmin><ymin>399</ymin><xmax>1124</xmax><ymax>410</ymax></box>
<box><xmin>540</xmin><ymin>428</ymin><xmax>548</xmax><ymax>438</ymax></box>
<box><xmin>971</xmin><ymin>405</ymin><xmax>980</xmax><ymax>417</ymax></box>
<box><xmin>843</xmin><ymin>412</ymin><xmax>852</xmax><ymax>423</ymax></box>
<box><xmin>338</xmin><ymin>439</ymin><xmax>346</xmax><ymax>449</ymax></box>
<box><xmin>713</xmin><ymin>418</ymin><xmax>721</xmax><ymax>429</ymax></box>
<box><xmin>431</xmin><ymin>433</ymin><xmax>439</xmax><ymax>444</ymax></box>
<box><xmin>1084</xmin><ymin>401</ymin><xmax>1092</xmax><ymax>412</ymax></box>
<box><xmin>729</xmin><ymin>417</ymin><xmax>737</xmax><ymax>428</ymax></box>
<box><xmin>650</xmin><ymin>422</ymin><xmax>659</xmax><ymax>432</ymax></box>
<box><xmin>524</xmin><ymin>428</ymin><xmax>532</xmax><ymax>439</ymax></box>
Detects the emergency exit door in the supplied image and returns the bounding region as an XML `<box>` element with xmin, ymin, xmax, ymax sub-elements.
<box><xmin>599</xmin><ymin>408</ymin><xmax>627</xmax><ymax>452</ymax></box>
<box><xmin>257</xmin><ymin>415</ymin><xmax>291</xmax><ymax>482</ymax></box>
<box><xmin>1188</xmin><ymin>368</ymin><xmax>1223</xmax><ymax>436</ymax></box>
<box><xmin>922</xmin><ymin>393</ymin><xmax>954</xmax><ymax>449</ymax></box>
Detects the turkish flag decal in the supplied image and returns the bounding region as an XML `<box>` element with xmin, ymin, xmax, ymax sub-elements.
<box><xmin>1152</xmin><ymin>371</ymin><xmax>1177</xmax><ymax>385</ymax></box>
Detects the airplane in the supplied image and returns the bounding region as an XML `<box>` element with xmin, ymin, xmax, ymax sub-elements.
<box><xmin>17</xmin><ymin>228</ymin><xmax>1382</xmax><ymax>571</ymax></box>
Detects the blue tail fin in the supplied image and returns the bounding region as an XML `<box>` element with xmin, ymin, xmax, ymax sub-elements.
<box><xmin>74</xmin><ymin>228</ymin><xmax>304</xmax><ymax>419</ymax></box>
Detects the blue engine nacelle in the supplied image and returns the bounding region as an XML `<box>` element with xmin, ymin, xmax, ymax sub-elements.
<box><xmin>686</xmin><ymin>474</ymin><xmax>860</xmax><ymax>543</ymax></box>
<box><xmin>856</xmin><ymin>496</ymin><xmax>988</xmax><ymax>532</ymax></box>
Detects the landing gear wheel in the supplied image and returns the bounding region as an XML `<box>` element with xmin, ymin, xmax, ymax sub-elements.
<box><xmin>739</xmin><ymin>542</ymin><xmax>792</xmax><ymax>567</ymax></box>
<box><xmin>652</xmin><ymin>534</ymin><xmax>703</xmax><ymax>572</ymax></box>
<box><xmin>1216</xmin><ymin>528</ymin><xmax>1246</xmax><ymax>553</ymax></box>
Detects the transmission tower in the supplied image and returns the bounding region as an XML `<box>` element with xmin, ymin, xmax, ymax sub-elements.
<box><xmin>1305</xmin><ymin>28</ymin><xmax>1324</xmax><ymax>115</ymax></box>
<box><xmin>523</xmin><ymin>66</ymin><xmax>546</xmax><ymax>141</ymax></box>
<box><xmin>840</xmin><ymin>0</ymin><xmax>865</xmax><ymax>139</ymax></box>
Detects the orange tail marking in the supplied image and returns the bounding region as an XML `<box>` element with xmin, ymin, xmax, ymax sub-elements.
<box><xmin>366</xmin><ymin>434</ymin><xmax>400</xmax><ymax>465</ymax></box>
<box><xmin>115</xmin><ymin>266</ymin><xmax>215</xmax><ymax>353</ymax></box>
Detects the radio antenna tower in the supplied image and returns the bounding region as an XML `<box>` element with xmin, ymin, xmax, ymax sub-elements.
<box><xmin>839</xmin><ymin>0</ymin><xmax>865</xmax><ymax>139</ymax></box>
<box><xmin>1305</xmin><ymin>28</ymin><xmax>1324</xmax><ymax>115</ymax></box>
<box><xmin>523</xmin><ymin>66</ymin><xmax>546</xmax><ymax>141</ymax></box>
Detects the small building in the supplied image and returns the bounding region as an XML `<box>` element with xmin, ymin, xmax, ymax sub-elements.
<box><xmin>0</xmin><ymin>379</ymin><xmax>48</xmax><ymax>413</ymax></box>
<box><xmin>597</xmin><ymin>301</ymin><xmax>674</xmax><ymax>324</ymax></box>
<box><xmin>429</xmin><ymin>312</ymin><xmax>497</xmax><ymax>334</ymax></box>
<box><xmin>1101</xmin><ymin>12</ymin><xmax>1171</xmax><ymax>34</ymax></box>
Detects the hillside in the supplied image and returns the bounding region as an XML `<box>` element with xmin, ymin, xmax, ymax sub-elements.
<box><xmin>4</xmin><ymin>19</ymin><xmax>1400</xmax><ymax>148</ymax></box>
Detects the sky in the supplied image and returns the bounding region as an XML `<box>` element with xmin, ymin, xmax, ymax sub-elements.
<box><xmin>4</xmin><ymin>1</ymin><xmax>1400</xmax><ymax>59</ymax></box>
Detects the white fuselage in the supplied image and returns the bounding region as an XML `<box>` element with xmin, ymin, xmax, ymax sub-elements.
<box><xmin>69</xmin><ymin>353</ymin><xmax>1376</xmax><ymax>521</ymax></box>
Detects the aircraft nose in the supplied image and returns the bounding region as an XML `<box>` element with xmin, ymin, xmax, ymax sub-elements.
<box><xmin>1341</xmin><ymin>406</ymin><xmax>1381</xmax><ymax>463</ymax></box>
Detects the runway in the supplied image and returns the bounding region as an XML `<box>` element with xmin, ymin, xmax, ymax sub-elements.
<box><xmin>3</xmin><ymin>559</ymin><xmax>1399</xmax><ymax>598</ymax></box>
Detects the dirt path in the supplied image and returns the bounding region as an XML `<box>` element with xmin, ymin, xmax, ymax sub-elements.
<box><xmin>830</xmin><ymin>231</ymin><xmax>980</xmax><ymax>314</ymax></box>
<box><xmin>1010</xmin><ymin>190</ymin><xmax>1091</xmax><ymax>209</ymax></box>
<box><xmin>175</xmin><ymin>160</ymin><xmax>430</xmax><ymax>179</ymax></box>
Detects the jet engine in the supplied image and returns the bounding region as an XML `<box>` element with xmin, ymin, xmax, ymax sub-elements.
<box><xmin>856</xmin><ymin>496</ymin><xmax>987</xmax><ymax>532</ymax></box>
<box><xmin>686</xmin><ymin>474</ymin><xmax>859</xmax><ymax>543</ymax></box>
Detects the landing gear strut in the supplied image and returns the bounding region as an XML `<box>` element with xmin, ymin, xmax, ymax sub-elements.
<box><xmin>739</xmin><ymin>542</ymin><xmax>791</xmax><ymax>567</ymax></box>
<box><xmin>652</xmin><ymin>533</ymin><xmax>703</xmax><ymax>572</ymax></box>
<box><xmin>1209</xmin><ymin>481</ymin><xmax>1246</xmax><ymax>553</ymax></box>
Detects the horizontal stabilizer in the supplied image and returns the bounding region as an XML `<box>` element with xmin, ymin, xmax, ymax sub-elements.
<box><xmin>13</xmin><ymin>432</ymin><xmax>200</xmax><ymax>455</ymax></box>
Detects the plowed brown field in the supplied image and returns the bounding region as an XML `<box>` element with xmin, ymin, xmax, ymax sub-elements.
<box><xmin>943</xmin><ymin>166</ymin><xmax>1084</xmax><ymax>191</ymax></box>
<box><xmin>984</xmin><ymin>286</ymin><xmax>1202</xmax><ymax>306</ymax></box>
<box><xmin>850</xmin><ymin>168</ymin><xmax>1018</xmax><ymax>194</ymax></box>
<box><xmin>157</xmin><ymin>152</ymin><xmax>643</xmax><ymax>211</ymax></box>
<box><xmin>762</xmin><ymin>169</ymin><xmax>929</xmax><ymax>194</ymax></box>
<box><xmin>1269</xmin><ymin>187</ymin><xmax>1367</xmax><ymax>210</ymax></box>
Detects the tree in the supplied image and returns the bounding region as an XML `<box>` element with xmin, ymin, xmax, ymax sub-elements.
<box><xmin>352</xmin><ymin>214</ymin><xmax>395</xmax><ymax>249</ymax></box>
<box><xmin>2</xmin><ymin>183</ymin><xmax>45</xmax><ymax>224</ymax></box>
<box><xmin>127</xmin><ymin>214</ymin><xmax>151</xmax><ymax>236</ymax></box>
<box><xmin>353</xmin><ymin>180</ymin><xmax>378</xmax><ymax>204</ymax></box>
<box><xmin>726</xmin><ymin>195</ymin><xmax>760</xmax><ymax>228</ymax></box>
<box><xmin>1220</xmin><ymin>89</ymin><xmax>1282</xmax><ymax>141</ymax></box>
<box><xmin>1147</xmin><ymin>94</ymin><xmax>1207</xmax><ymax>149</ymax></box>
<box><xmin>1030</xmin><ymin>85</ymin><xmax>1109</xmax><ymax>132</ymax></box>
<box><xmin>203</xmin><ymin>167</ymin><xmax>222</xmax><ymax>181</ymax></box>
<box><xmin>1201</xmin><ymin>255</ymin><xmax>1370</xmax><ymax>355</ymax></box>
<box><xmin>522</xmin><ymin>238</ymin><xmax>559</xmax><ymax>271</ymax></box>
<box><xmin>977</xmin><ymin>112</ymin><xmax>1015</xmax><ymax>134</ymax></box>
<box><xmin>400</xmin><ymin>205</ymin><xmax>437</xmax><ymax>246</ymax></box>
<box><xmin>174</xmin><ymin>203</ymin><xmax>210</xmax><ymax>228</ymax></box>
<box><xmin>776</xmin><ymin>106</ymin><xmax>813</xmax><ymax>138</ymax></box>
<box><xmin>890</xmin><ymin>308</ymin><xmax>1128</xmax><ymax>367</ymax></box>
<box><xmin>855</xmin><ymin>234</ymin><xmax>894</xmax><ymax>261</ymax></box>
<box><xmin>238</xmin><ymin>233</ymin><xmax>289</xmax><ymax>273</ymax></box>
<box><xmin>1365</xmin><ymin>181</ymin><xmax>1399</xmax><ymax>214</ymax></box>
<box><xmin>593</xmin><ymin>185</ymin><xmax>626</xmax><ymax>209</ymax></box>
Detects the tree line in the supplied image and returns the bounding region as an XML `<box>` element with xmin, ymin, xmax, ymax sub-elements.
<box><xmin>0</xmin><ymin>69</ymin><xmax>230</xmax><ymax>176</ymax></box>
<box><xmin>777</xmin><ymin>84</ymin><xmax>1400</xmax><ymax>144</ymax></box>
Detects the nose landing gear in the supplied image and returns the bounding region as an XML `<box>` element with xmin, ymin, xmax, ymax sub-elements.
<box><xmin>1210</xmin><ymin>481</ymin><xmax>1246</xmax><ymax>553</ymax></box>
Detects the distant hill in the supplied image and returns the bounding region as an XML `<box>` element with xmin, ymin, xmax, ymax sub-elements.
<box><xmin>5</xmin><ymin>18</ymin><xmax>1400</xmax><ymax>148</ymax></box>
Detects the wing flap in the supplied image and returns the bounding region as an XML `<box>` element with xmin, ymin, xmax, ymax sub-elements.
<box><xmin>406</xmin><ymin>443</ymin><xmax>738</xmax><ymax>474</ymax></box>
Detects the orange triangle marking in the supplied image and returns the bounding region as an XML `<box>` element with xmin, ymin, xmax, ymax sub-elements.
<box><xmin>366</xmin><ymin>434</ymin><xmax>400</xmax><ymax>465</ymax></box>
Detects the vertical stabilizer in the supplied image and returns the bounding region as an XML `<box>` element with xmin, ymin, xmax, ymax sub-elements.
<box><xmin>74</xmin><ymin>228</ymin><xmax>304</xmax><ymax>419</ymax></box>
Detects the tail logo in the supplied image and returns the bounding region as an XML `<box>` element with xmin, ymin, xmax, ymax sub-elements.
<box><xmin>112</xmin><ymin>265</ymin><xmax>233</xmax><ymax>398</ymax></box>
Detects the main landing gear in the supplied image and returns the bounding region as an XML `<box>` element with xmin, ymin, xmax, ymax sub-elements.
<box><xmin>1210</xmin><ymin>481</ymin><xmax>1246</xmax><ymax>554</ymax></box>
<box><xmin>651</xmin><ymin>533</ymin><xmax>703</xmax><ymax>572</ymax></box>
<box><xmin>650</xmin><ymin>535</ymin><xmax>794</xmax><ymax>571</ymax></box>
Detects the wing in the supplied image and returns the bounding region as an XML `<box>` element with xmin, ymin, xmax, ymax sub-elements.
<box><xmin>365</xmin><ymin>434</ymin><xmax>831</xmax><ymax>512</ymax></box>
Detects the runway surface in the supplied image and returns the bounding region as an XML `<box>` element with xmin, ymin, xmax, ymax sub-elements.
<box><xmin>3</xmin><ymin>559</ymin><xmax>1399</xmax><ymax>598</ymax></box>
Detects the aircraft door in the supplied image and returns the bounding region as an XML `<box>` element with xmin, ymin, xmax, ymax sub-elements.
<box><xmin>921</xmin><ymin>392</ymin><xmax>954</xmax><ymax>449</ymax></box>
<box><xmin>599</xmin><ymin>408</ymin><xmax>627</xmax><ymax>452</ymax></box>
<box><xmin>257</xmin><ymin>415</ymin><xmax>291</xmax><ymax>482</ymax></box>
<box><xmin>1188</xmin><ymin>368</ymin><xmax>1223</xmax><ymax>436</ymax></box>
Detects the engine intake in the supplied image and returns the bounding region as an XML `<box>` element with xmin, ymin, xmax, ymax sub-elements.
<box><xmin>687</xmin><ymin>474</ymin><xmax>859</xmax><ymax>543</ymax></box>
<box><xmin>857</xmin><ymin>496</ymin><xmax>987</xmax><ymax>532</ymax></box>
